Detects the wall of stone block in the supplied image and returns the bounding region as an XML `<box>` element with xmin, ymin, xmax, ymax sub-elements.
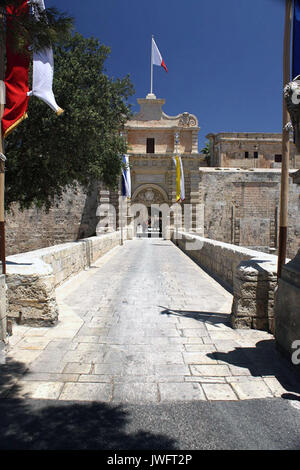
<box><xmin>6</xmin><ymin>232</ymin><xmax>121</xmax><ymax>326</ymax></box>
<box><xmin>275</xmin><ymin>250</ymin><xmax>300</xmax><ymax>361</ymax></box>
<box><xmin>174</xmin><ymin>232</ymin><xmax>277</xmax><ymax>332</ymax></box>
<box><xmin>199</xmin><ymin>169</ymin><xmax>300</xmax><ymax>259</ymax></box>
<box><xmin>6</xmin><ymin>185</ymin><xmax>99</xmax><ymax>256</ymax></box>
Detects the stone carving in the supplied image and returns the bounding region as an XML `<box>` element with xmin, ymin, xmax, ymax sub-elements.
<box><xmin>178</xmin><ymin>112</ymin><xmax>197</xmax><ymax>128</ymax></box>
<box><xmin>284</xmin><ymin>75</ymin><xmax>300</xmax><ymax>152</ymax></box>
<box><xmin>134</xmin><ymin>187</ymin><xmax>165</xmax><ymax>205</ymax></box>
<box><xmin>145</xmin><ymin>189</ymin><xmax>155</xmax><ymax>201</ymax></box>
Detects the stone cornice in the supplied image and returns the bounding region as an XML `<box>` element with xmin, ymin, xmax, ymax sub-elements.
<box><xmin>126</xmin><ymin>97</ymin><xmax>199</xmax><ymax>130</ymax></box>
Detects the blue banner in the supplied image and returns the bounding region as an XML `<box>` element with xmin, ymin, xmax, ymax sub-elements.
<box><xmin>121</xmin><ymin>154</ymin><xmax>131</xmax><ymax>198</ymax></box>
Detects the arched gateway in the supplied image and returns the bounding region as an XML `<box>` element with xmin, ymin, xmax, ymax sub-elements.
<box><xmin>131</xmin><ymin>184</ymin><xmax>169</xmax><ymax>238</ymax></box>
<box><xmin>97</xmin><ymin>94</ymin><xmax>205</xmax><ymax>237</ymax></box>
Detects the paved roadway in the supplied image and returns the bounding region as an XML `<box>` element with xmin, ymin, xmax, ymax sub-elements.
<box><xmin>1</xmin><ymin>239</ymin><xmax>300</xmax><ymax>449</ymax></box>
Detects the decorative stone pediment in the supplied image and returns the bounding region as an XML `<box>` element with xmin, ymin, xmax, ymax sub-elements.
<box><xmin>125</xmin><ymin>96</ymin><xmax>199</xmax><ymax>130</ymax></box>
<box><xmin>178</xmin><ymin>112</ymin><xmax>198</xmax><ymax>128</ymax></box>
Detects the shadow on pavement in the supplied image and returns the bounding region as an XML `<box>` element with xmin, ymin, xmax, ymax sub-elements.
<box><xmin>160</xmin><ymin>307</ymin><xmax>300</xmax><ymax>401</ymax></box>
<box><xmin>0</xmin><ymin>358</ymin><xmax>177</xmax><ymax>450</ymax></box>
<box><xmin>160</xmin><ymin>306</ymin><xmax>229</xmax><ymax>326</ymax></box>
<box><xmin>207</xmin><ymin>340</ymin><xmax>300</xmax><ymax>400</ymax></box>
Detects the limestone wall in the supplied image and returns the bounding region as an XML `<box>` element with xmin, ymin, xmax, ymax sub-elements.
<box><xmin>6</xmin><ymin>232</ymin><xmax>121</xmax><ymax>326</ymax></box>
<box><xmin>199</xmin><ymin>169</ymin><xmax>300</xmax><ymax>259</ymax></box>
<box><xmin>6</xmin><ymin>185</ymin><xmax>99</xmax><ymax>256</ymax></box>
<box><xmin>207</xmin><ymin>133</ymin><xmax>300</xmax><ymax>169</ymax></box>
<box><xmin>174</xmin><ymin>232</ymin><xmax>278</xmax><ymax>332</ymax></box>
<box><xmin>275</xmin><ymin>250</ymin><xmax>300</xmax><ymax>361</ymax></box>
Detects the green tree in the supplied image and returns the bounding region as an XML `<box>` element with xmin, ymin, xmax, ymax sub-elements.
<box><xmin>201</xmin><ymin>141</ymin><xmax>211</xmax><ymax>164</ymax></box>
<box><xmin>5</xmin><ymin>33</ymin><xmax>134</xmax><ymax>210</ymax></box>
<box><xmin>0</xmin><ymin>0</ymin><xmax>73</xmax><ymax>53</ymax></box>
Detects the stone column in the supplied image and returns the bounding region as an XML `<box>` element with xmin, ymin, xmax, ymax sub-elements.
<box><xmin>96</xmin><ymin>185</ymin><xmax>116</xmax><ymax>234</ymax></box>
<box><xmin>275</xmin><ymin>250</ymin><xmax>300</xmax><ymax>359</ymax></box>
<box><xmin>173</xmin><ymin>131</ymin><xmax>180</xmax><ymax>153</ymax></box>
<box><xmin>192</xmin><ymin>130</ymin><xmax>198</xmax><ymax>154</ymax></box>
<box><xmin>189</xmin><ymin>170</ymin><xmax>202</xmax><ymax>234</ymax></box>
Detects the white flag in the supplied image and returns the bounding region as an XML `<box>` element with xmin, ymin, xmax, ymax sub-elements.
<box><xmin>29</xmin><ymin>0</ymin><xmax>63</xmax><ymax>115</ymax></box>
<box><xmin>152</xmin><ymin>38</ymin><xmax>168</xmax><ymax>72</ymax></box>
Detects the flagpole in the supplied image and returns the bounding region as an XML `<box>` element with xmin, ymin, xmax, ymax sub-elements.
<box><xmin>120</xmin><ymin>192</ymin><xmax>124</xmax><ymax>246</ymax></box>
<box><xmin>150</xmin><ymin>35</ymin><xmax>153</xmax><ymax>95</ymax></box>
<box><xmin>0</xmin><ymin>8</ymin><xmax>6</xmax><ymax>275</ymax></box>
<box><xmin>277</xmin><ymin>0</ymin><xmax>293</xmax><ymax>279</ymax></box>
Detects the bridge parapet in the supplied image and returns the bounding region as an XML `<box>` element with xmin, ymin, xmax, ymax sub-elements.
<box><xmin>174</xmin><ymin>232</ymin><xmax>279</xmax><ymax>332</ymax></box>
<box><xmin>6</xmin><ymin>232</ymin><xmax>121</xmax><ymax>327</ymax></box>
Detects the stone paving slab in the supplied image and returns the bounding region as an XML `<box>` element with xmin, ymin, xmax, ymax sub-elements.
<box><xmin>3</xmin><ymin>239</ymin><xmax>300</xmax><ymax>403</ymax></box>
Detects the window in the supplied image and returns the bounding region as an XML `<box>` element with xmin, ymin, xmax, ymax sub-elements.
<box><xmin>147</xmin><ymin>138</ymin><xmax>155</xmax><ymax>153</ymax></box>
<box><xmin>245</xmin><ymin>151</ymin><xmax>249</xmax><ymax>158</ymax></box>
<box><xmin>275</xmin><ymin>154</ymin><xmax>282</xmax><ymax>163</ymax></box>
<box><xmin>254</xmin><ymin>151</ymin><xmax>258</xmax><ymax>159</ymax></box>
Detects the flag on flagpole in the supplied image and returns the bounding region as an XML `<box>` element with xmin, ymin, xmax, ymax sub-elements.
<box><xmin>293</xmin><ymin>0</ymin><xmax>300</xmax><ymax>79</ymax></box>
<box><xmin>152</xmin><ymin>38</ymin><xmax>168</xmax><ymax>73</ymax></box>
<box><xmin>172</xmin><ymin>155</ymin><xmax>185</xmax><ymax>202</ymax></box>
<box><xmin>121</xmin><ymin>155</ymin><xmax>131</xmax><ymax>198</ymax></box>
<box><xmin>29</xmin><ymin>0</ymin><xmax>64</xmax><ymax>115</ymax></box>
<box><xmin>2</xmin><ymin>1</ymin><xmax>30</xmax><ymax>138</ymax></box>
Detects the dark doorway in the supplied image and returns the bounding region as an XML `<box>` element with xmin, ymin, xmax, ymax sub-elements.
<box><xmin>147</xmin><ymin>207</ymin><xmax>162</xmax><ymax>238</ymax></box>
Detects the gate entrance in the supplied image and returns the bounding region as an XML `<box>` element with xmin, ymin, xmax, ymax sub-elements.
<box><xmin>136</xmin><ymin>207</ymin><xmax>162</xmax><ymax>238</ymax></box>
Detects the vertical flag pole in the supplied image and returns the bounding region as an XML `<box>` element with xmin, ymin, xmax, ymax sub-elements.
<box><xmin>120</xmin><ymin>132</ymin><xmax>124</xmax><ymax>246</ymax></box>
<box><xmin>175</xmin><ymin>132</ymin><xmax>179</xmax><ymax>244</ymax></box>
<box><xmin>150</xmin><ymin>35</ymin><xmax>153</xmax><ymax>95</ymax></box>
<box><xmin>0</xmin><ymin>8</ymin><xmax>6</xmax><ymax>275</ymax></box>
<box><xmin>278</xmin><ymin>0</ymin><xmax>293</xmax><ymax>279</ymax></box>
<box><xmin>120</xmin><ymin>192</ymin><xmax>124</xmax><ymax>246</ymax></box>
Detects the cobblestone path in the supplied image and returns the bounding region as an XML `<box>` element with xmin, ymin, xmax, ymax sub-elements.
<box><xmin>4</xmin><ymin>239</ymin><xmax>300</xmax><ymax>402</ymax></box>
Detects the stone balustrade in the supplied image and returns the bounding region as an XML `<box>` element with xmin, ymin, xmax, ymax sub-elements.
<box><xmin>6</xmin><ymin>232</ymin><xmax>121</xmax><ymax>326</ymax></box>
<box><xmin>174</xmin><ymin>232</ymin><xmax>279</xmax><ymax>332</ymax></box>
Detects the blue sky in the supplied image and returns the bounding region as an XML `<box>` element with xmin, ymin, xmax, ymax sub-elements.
<box><xmin>48</xmin><ymin>0</ymin><xmax>286</xmax><ymax>148</ymax></box>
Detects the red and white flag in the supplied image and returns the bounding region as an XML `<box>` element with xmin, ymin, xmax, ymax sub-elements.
<box><xmin>152</xmin><ymin>38</ymin><xmax>168</xmax><ymax>73</ymax></box>
<box><xmin>2</xmin><ymin>1</ymin><xmax>30</xmax><ymax>138</ymax></box>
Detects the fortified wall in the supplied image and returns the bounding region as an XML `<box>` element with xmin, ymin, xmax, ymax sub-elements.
<box><xmin>4</xmin><ymin>96</ymin><xmax>300</xmax><ymax>261</ymax></box>
<box><xmin>6</xmin><ymin>185</ymin><xmax>100</xmax><ymax>256</ymax></box>
<box><xmin>199</xmin><ymin>168</ymin><xmax>300</xmax><ymax>259</ymax></box>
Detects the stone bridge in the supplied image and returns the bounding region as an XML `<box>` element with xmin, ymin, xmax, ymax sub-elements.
<box><xmin>1</xmin><ymin>233</ymin><xmax>299</xmax><ymax>404</ymax></box>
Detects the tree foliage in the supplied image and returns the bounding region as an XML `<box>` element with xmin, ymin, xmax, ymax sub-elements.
<box><xmin>5</xmin><ymin>33</ymin><xmax>134</xmax><ymax>210</ymax></box>
<box><xmin>201</xmin><ymin>141</ymin><xmax>211</xmax><ymax>163</ymax></box>
<box><xmin>1</xmin><ymin>0</ymin><xmax>73</xmax><ymax>53</ymax></box>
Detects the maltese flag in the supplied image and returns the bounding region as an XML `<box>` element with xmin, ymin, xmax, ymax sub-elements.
<box><xmin>152</xmin><ymin>38</ymin><xmax>168</xmax><ymax>72</ymax></box>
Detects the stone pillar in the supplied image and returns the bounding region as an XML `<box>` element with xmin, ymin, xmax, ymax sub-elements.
<box><xmin>275</xmin><ymin>250</ymin><xmax>300</xmax><ymax>360</ymax></box>
<box><xmin>192</xmin><ymin>130</ymin><xmax>198</xmax><ymax>154</ymax></box>
<box><xmin>231</xmin><ymin>260</ymin><xmax>277</xmax><ymax>332</ymax></box>
<box><xmin>173</xmin><ymin>131</ymin><xmax>180</xmax><ymax>153</ymax></box>
<box><xmin>189</xmin><ymin>170</ymin><xmax>202</xmax><ymax>234</ymax></box>
<box><xmin>96</xmin><ymin>185</ymin><xmax>116</xmax><ymax>234</ymax></box>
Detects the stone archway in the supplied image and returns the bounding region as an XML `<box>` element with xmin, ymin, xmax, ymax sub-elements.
<box><xmin>131</xmin><ymin>184</ymin><xmax>169</xmax><ymax>238</ymax></box>
<box><xmin>131</xmin><ymin>184</ymin><xmax>169</xmax><ymax>205</ymax></box>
